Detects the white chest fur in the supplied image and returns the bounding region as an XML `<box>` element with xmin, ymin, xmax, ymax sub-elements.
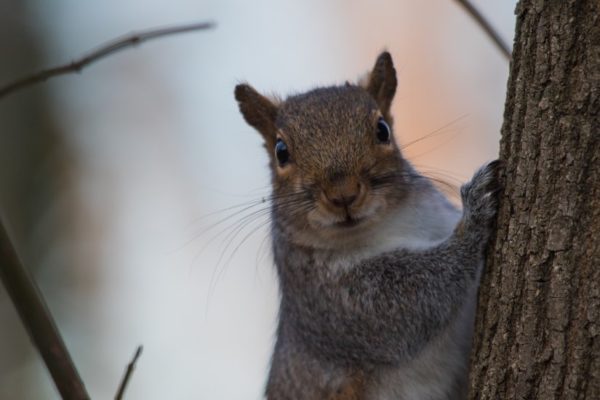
<box><xmin>314</xmin><ymin>187</ymin><xmax>461</xmax><ymax>273</ymax></box>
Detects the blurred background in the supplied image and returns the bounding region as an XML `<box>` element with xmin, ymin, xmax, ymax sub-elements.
<box><xmin>0</xmin><ymin>1</ymin><xmax>515</xmax><ymax>398</ymax></box>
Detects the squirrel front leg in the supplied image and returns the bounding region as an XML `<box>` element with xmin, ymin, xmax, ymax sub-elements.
<box><xmin>296</xmin><ymin>161</ymin><xmax>501</xmax><ymax>365</ymax></box>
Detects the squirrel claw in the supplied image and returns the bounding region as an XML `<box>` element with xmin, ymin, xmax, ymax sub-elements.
<box><xmin>460</xmin><ymin>160</ymin><xmax>502</xmax><ymax>226</ymax></box>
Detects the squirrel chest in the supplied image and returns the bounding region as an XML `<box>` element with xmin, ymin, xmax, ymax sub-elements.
<box><xmin>270</xmin><ymin>191</ymin><xmax>471</xmax><ymax>400</ymax></box>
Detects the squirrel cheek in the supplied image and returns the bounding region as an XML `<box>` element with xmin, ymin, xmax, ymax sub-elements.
<box><xmin>362</xmin><ymin>195</ymin><xmax>386</xmax><ymax>218</ymax></box>
<box><xmin>306</xmin><ymin>209</ymin><xmax>319</xmax><ymax>227</ymax></box>
<box><xmin>377</xmin><ymin>142</ymin><xmax>397</xmax><ymax>157</ymax></box>
<box><xmin>306</xmin><ymin>201</ymin><xmax>338</xmax><ymax>228</ymax></box>
<box><xmin>274</xmin><ymin>162</ymin><xmax>294</xmax><ymax>179</ymax></box>
<box><xmin>306</xmin><ymin>207</ymin><xmax>326</xmax><ymax>229</ymax></box>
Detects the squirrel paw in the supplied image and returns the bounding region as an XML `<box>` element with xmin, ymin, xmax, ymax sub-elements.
<box><xmin>460</xmin><ymin>160</ymin><xmax>502</xmax><ymax>228</ymax></box>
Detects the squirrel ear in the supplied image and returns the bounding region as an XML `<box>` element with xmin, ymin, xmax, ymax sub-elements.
<box><xmin>364</xmin><ymin>51</ymin><xmax>397</xmax><ymax>120</ymax></box>
<box><xmin>235</xmin><ymin>84</ymin><xmax>279</xmax><ymax>147</ymax></box>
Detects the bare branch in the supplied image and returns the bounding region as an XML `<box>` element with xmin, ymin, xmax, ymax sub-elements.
<box><xmin>0</xmin><ymin>219</ymin><xmax>90</xmax><ymax>400</ymax></box>
<box><xmin>453</xmin><ymin>0</ymin><xmax>512</xmax><ymax>61</ymax></box>
<box><xmin>115</xmin><ymin>345</ymin><xmax>144</xmax><ymax>400</ymax></box>
<box><xmin>0</xmin><ymin>21</ymin><xmax>215</xmax><ymax>99</ymax></box>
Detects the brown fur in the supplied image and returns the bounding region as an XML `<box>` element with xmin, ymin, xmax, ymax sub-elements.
<box><xmin>364</xmin><ymin>51</ymin><xmax>397</xmax><ymax>123</ymax></box>
<box><xmin>234</xmin><ymin>83</ymin><xmax>279</xmax><ymax>149</ymax></box>
<box><xmin>234</xmin><ymin>52</ymin><xmax>498</xmax><ymax>400</ymax></box>
<box><xmin>235</xmin><ymin>54</ymin><xmax>404</xmax><ymax>399</ymax></box>
<box><xmin>235</xmin><ymin>53</ymin><xmax>408</xmax><ymax>249</ymax></box>
<box><xmin>327</xmin><ymin>372</ymin><xmax>369</xmax><ymax>400</ymax></box>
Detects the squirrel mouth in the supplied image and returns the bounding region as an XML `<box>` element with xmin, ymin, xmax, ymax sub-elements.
<box><xmin>335</xmin><ymin>214</ymin><xmax>362</xmax><ymax>228</ymax></box>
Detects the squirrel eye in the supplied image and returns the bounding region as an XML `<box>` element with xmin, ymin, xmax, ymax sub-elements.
<box><xmin>275</xmin><ymin>139</ymin><xmax>290</xmax><ymax>166</ymax></box>
<box><xmin>376</xmin><ymin>118</ymin><xmax>391</xmax><ymax>144</ymax></box>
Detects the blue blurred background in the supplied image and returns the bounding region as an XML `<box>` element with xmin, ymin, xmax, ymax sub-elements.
<box><xmin>0</xmin><ymin>1</ymin><xmax>515</xmax><ymax>398</ymax></box>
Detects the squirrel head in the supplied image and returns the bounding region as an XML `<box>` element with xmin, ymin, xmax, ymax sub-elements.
<box><xmin>235</xmin><ymin>52</ymin><xmax>416</xmax><ymax>248</ymax></box>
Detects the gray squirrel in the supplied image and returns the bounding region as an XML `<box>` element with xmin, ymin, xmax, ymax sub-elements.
<box><xmin>234</xmin><ymin>52</ymin><xmax>500</xmax><ymax>400</ymax></box>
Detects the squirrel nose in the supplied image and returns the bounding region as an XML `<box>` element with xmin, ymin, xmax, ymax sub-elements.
<box><xmin>324</xmin><ymin>181</ymin><xmax>364</xmax><ymax>208</ymax></box>
<box><xmin>329</xmin><ymin>193</ymin><xmax>358</xmax><ymax>208</ymax></box>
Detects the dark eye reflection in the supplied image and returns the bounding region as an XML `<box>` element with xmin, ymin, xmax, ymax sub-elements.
<box><xmin>275</xmin><ymin>139</ymin><xmax>289</xmax><ymax>166</ymax></box>
<box><xmin>376</xmin><ymin>118</ymin><xmax>391</xmax><ymax>144</ymax></box>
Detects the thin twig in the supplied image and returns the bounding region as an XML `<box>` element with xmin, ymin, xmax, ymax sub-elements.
<box><xmin>0</xmin><ymin>21</ymin><xmax>215</xmax><ymax>99</ymax></box>
<box><xmin>115</xmin><ymin>345</ymin><xmax>144</xmax><ymax>400</ymax></box>
<box><xmin>0</xmin><ymin>219</ymin><xmax>90</xmax><ymax>400</ymax></box>
<box><xmin>453</xmin><ymin>0</ymin><xmax>512</xmax><ymax>61</ymax></box>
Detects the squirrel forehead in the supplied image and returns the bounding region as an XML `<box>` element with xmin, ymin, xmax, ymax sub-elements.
<box><xmin>274</xmin><ymin>86</ymin><xmax>385</xmax><ymax>174</ymax></box>
<box><xmin>277</xmin><ymin>86</ymin><xmax>379</xmax><ymax>135</ymax></box>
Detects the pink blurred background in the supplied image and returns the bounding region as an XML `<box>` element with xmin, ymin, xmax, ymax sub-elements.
<box><xmin>0</xmin><ymin>1</ymin><xmax>515</xmax><ymax>398</ymax></box>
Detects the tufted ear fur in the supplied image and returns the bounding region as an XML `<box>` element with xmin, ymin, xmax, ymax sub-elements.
<box><xmin>235</xmin><ymin>83</ymin><xmax>279</xmax><ymax>149</ymax></box>
<box><xmin>363</xmin><ymin>52</ymin><xmax>397</xmax><ymax>122</ymax></box>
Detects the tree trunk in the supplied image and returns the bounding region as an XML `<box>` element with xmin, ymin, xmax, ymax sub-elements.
<box><xmin>468</xmin><ymin>1</ymin><xmax>600</xmax><ymax>399</ymax></box>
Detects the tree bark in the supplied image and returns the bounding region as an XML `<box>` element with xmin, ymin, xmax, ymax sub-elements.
<box><xmin>469</xmin><ymin>1</ymin><xmax>600</xmax><ymax>399</ymax></box>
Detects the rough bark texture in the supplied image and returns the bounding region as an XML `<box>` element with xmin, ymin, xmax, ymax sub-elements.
<box><xmin>469</xmin><ymin>1</ymin><xmax>600</xmax><ymax>399</ymax></box>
